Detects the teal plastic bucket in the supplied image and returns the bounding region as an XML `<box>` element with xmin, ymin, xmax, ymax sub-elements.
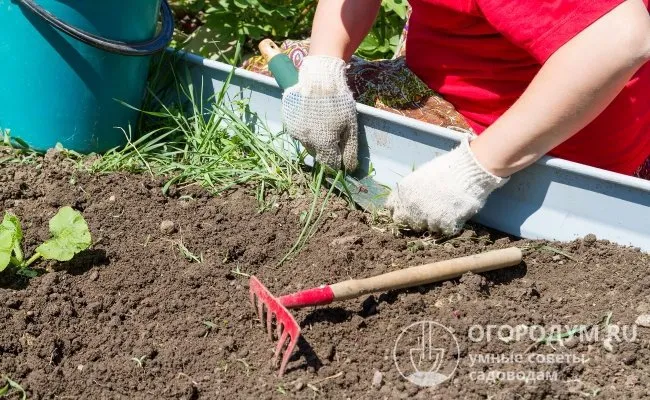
<box><xmin>0</xmin><ymin>0</ymin><xmax>174</xmax><ymax>153</ymax></box>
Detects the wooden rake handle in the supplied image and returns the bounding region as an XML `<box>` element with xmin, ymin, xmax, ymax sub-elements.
<box><xmin>329</xmin><ymin>247</ymin><xmax>522</xmax><ymax>301</ymax></box>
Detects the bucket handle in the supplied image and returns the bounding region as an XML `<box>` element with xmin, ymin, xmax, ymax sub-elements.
<box><xmin>16</xmin><ymin>0</ymin><xmax>175</xmax><ymax>56</ymax></box>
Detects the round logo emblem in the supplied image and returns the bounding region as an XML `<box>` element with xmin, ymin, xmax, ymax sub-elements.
<box><xmin>393</xmin><ymin>320</ymin><xmax>460</xmax><ymax>387</ymax></box>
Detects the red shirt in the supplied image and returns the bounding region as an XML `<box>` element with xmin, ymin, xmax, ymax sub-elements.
<box><xmin>405</xmin><ymin>0</ymin><xmax>650</xmax><ymax>175</ymax></box>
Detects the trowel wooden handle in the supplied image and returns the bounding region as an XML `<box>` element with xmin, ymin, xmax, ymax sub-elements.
<box><xmin>329</xmin><ymin>247</ymin><xmax>523</xmax><ymax>301</ymax></box>
<box><xmin>259</xmin><ymin>38</ymin><xmax>283</xmax><ymax>60</ymax></box>
<box><xmin>258</xmin><ymin>39</ymin><xmax>299</xmax><ymax>90</ymax></box>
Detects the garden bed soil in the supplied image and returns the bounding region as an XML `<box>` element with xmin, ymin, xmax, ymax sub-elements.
<box><xmin>1</xmin><ymin>151</ymin><xmax>649</xmax><ymax>399</ymax></box>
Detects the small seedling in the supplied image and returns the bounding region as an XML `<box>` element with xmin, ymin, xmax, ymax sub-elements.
<box><xmin>0</xmin><ymin>206</ymin><xmax>92</xmax><ymax>275</ymax></box>
<box><xmin>176</xmin><ymin>241</ymin><xmax>202</xmax><ymax>263</ymax></box>
<box><xmin>600</xmin><ymin>311</ymin><xmax>613</xmax><ymax>329</ymax></box>
<box><xmin>529</xmin><ymin>311</ymin><xmax>615</xmax><ymax>352</ymax></box>
<box><xmin>203</xmin><ymin>321</ymin><xmax>217</xmax><ymax>329</ymax></box>
<box><xmin>165</xmin><ymin>233</ymin><xmax>202</xmax><ymax>263</ymax></box>
<box><xmin>1</xmin><ymin>129</ymin><xmax>29</xmax><ymax>151</ymax></box>
<box><xmin>230</xmin><ymin>265</ymin><xmax>250</xmax><ymax>278</ymax></box>
<box><xmin>0</xmin><ymin>376</ymin><xmax>27</xmax><ymax>400</ymax></box>
<box><xmin>203</xmin><ymin>320</ymin><xmax>216</xmax><ymax>337</ymax></box>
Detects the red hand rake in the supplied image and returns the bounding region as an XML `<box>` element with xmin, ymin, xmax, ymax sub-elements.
<box><xmin>249</xmin><ymin>247</ymin><xmax>523</xmax><ymax>376</ymax></box>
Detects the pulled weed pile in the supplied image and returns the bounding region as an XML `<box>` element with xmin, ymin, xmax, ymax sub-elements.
<box><xmin>90</xmin><ymin>60</ymin><xmax>306</xmax><ymax>207</ymax></box>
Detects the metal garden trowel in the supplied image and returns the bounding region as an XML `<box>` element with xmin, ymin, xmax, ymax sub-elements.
<box><xmin>257</xmin><ymin>38</ymin><xmax>389</xmax><ymax>212</ymax></box>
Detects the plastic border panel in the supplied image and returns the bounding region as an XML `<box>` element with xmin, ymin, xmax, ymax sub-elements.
<box><xmin>178</xmin><ymin>52</ymin><xmax>650</xmax><ymax>252</ymax></box>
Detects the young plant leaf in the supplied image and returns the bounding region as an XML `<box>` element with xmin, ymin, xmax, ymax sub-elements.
<box><xmin>16</xmin><ymin>268</ymin><xmax>39</xmax><ymax>278</ymax></box>
<box><xmin>1</xmin><ymin>212</ymin><xmax>23</xmax><ymax>262</ymax></box>
<box><xmin>35</xmin><ymin>207</ymin><xmax>92</xmax><ymax>262</ymax></box>
<box><xmin>0</xmin><ymin>227</ymin><xmax>15</xmax><ymax>271</ymax></box>
<box><xmin>1</xmin><ymin>377</ymin><xmax>26</xmax><ymax>400</ymax></box>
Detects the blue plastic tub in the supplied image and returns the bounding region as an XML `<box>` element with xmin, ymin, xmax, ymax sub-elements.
<box><xmin>0</xmin><ymin>0</ymin><xmax>173</xmax><ymax>153</ymax></box>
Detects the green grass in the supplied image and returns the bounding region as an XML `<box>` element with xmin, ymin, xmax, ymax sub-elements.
<box><xmin>0</xmin><ymin>130</ymin><xmax>39</xmax><ymax>166</ymax></box>
<box><xmin>89</xmin><ymin>59</ymin><xmax>307</xmax><ymax>206</ymax></box>
<box><xmin>277</xmin><ymin>166</ymin><xmax>342</xmax><ymax>265</ymax></box>
<box><xmin>521</xmin><ymin>242</ymin><xmax>578</xmax><ymax>262</ymax></box>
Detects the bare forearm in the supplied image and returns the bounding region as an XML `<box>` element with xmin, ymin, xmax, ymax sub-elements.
<box><xmin>309</xmin><ymin>0</ymin><xmax>382</xmax><ymax>60</ymax></box>
<box><xmin>471</xmin><ymin>0</ymin><xmax>650</xmax><ymax>177</ymax></box>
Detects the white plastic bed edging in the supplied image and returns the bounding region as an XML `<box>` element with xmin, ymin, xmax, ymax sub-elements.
<box><xmin>176</xmin><ymin>51</ymin><xmax>650</xmax><ymax>252</ymax></box>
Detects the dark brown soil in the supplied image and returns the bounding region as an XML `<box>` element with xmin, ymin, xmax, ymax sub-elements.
<box><xmin>1</xmin><ymin>151</ymin><xmax>649</xmax><ymax>399</ymax></box>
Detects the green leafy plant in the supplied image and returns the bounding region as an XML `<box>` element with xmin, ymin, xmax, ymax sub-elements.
<box><xmin>171</xmin><ymin>0</ymin><xmax>316</xmax><ymax>63</ymax></box>
<box><xmin>357</xmin><ymin>0</ymin><xmax>408</xmax><ymax>59</ymax></box>
<box><xmin>0</xmin><ymin>206</ymin><xmax>92</xmax><ymax>275</ymax></box>
<box><xmin>171</xmin><ymin>0</ymin><xmax>207</xmax><ymax>15</ymax></box>
<box><xmin>170</xmin><ymin>0</ymin><xmax>407</xmax><ymax>62</ymax></box>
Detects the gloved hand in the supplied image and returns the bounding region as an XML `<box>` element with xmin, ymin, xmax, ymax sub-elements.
<box><xmin>386</xmin><ymin>138</ymin><xmax>509</xmax><ymax>235</ymax></box>
<box><xmin>281</xmin><ymin>55</ymin><xmax>358</xmax><ymax>171</ymax></box>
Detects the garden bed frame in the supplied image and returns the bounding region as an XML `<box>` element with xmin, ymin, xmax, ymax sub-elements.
<box><xmin>177</xmin><ymin>51</ymin><xmax>650</xmax><ymax>252</ymax></box>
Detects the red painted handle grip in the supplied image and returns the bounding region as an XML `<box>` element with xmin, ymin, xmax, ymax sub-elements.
<box><xmin>279</xmin><ymin>285</ymin><xmax>335</xmax><ymax>309</ymax></box>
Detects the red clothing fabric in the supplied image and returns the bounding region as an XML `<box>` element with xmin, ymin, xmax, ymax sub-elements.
<box><xmin>405</xmin><ymin>0</ymin><xmax>650</xmax><ymax>175</ymax></box>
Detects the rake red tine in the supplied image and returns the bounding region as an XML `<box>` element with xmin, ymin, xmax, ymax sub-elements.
<box><xmin>250</xmin><ymin>290</ymin><xmax>263</xmax><ymax>328</ymax></box>
<box><xmin>272</xmin><ymin>323</ymin><xmax>301</xmax><ymax>377</ymax></box>
<box><xmin>256</xmin><ymin>297</ymin><xmax>265</xmax><ymax>326</ymax></box>
<box><xmin>273</xmin><ymin>319</ymin><xmax>300</xmax><ymax>376</ymax></box>
<box><xmin>266</xmin><ymin>307</ymin><xmax>273</xmax><ymax>340</ymax></box>
<box><xmin>279</xmin><ymin>333</ymin><xmax>299</xmax><ymax>376</ymax></box>
<box><xmin>272</xmin><ymin>328</ymin><xmax>289</xmax><ymax>365</ymax></box>
<box><xmin>249</xmin><ymin>276</ymin><xmax>302</xmax><ymax>377</ymax></box>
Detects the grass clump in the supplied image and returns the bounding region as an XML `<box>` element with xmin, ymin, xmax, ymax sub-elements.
<box><xmin>90</xmin><ymin>61</ymin><xmax>305</xmax><ymax>206</ymax></box>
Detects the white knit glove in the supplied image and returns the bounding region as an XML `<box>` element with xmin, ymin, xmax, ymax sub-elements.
<box><xmin>386</xmin><ymin>138</ymin><xmax>509</xmax><ymax>235</ymax></box>
<box><xmin>281</xmin><ymin>55</ymin><xmax>358</xmax><ymax>171</ymax></box>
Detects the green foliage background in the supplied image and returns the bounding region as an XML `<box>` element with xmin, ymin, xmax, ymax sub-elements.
<box><xmin>169</xmin><ymin>0</ymin><xmax>408</xmax><ymax>63</ymax></box>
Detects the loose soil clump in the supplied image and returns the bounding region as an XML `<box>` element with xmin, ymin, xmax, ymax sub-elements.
<box><xmin>1</xmin><ymin>154</ymin><xmax>649</xmax><ymax>399</ymax></box>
